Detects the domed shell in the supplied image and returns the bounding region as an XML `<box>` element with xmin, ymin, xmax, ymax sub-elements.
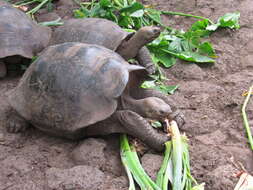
<box><xmin>51</xmin><ymin>18</ymin><xmax>128</xmax><ymax>51</ymax></box>
<box><xmin>0</xmin><ymin>2</ymin><xmax>51</xmax><ymax>59</ymax></box>
<box><xmin>8</xmin><ymin>42</ymin><xmax>145</xmax><ymax>137</ymax></box>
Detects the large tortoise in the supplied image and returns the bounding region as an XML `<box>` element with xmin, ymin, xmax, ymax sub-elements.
<box><xmin>0</xmin><ymin>1</ymin><xmax>51</xmax><ymax>78</ymax></box>
<box><xmin>50</xmin><ymin>18</ymin><xmax>160</xmax><ymax>74</ymax></box>
<box><xmin>4</xmin><ymin>42</ymin><xmax>174</xmax><ymax>151</ymax></box>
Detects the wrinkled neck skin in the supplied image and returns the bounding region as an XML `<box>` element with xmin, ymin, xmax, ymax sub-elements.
<box><xmin>121</xmin><ymin>91</ymin><xmax>149</xmax><ymax>118</ymax></box>
<box><xmin>116</xmin><ymin>32</ymin><xmax>148</xmax><ymax>60</ymax></box>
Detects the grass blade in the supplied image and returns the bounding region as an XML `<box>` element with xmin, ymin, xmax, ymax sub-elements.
<box><xmin>242</xmin><ymin>85</ymin><xmax>253</xmax><ymax>151</ymax></box>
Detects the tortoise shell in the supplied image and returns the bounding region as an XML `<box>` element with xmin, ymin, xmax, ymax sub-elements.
<box><xmin>0</xmin><ymin>1</ymin><xmax>51</xmax><ymax>59</ymax></box>
<box><xmin>51</xmin><ymin>18</ymin><xmax>128</xmax><ymax>51</ymax></box>
<box><xmin>7</xmin><ymin>42</ymin><xmax>145</xmax><ymax>137</ymax></box>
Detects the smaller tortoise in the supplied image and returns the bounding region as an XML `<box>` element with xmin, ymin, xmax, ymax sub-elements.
<box><xmin>0</xmin><ymin>1</ymin><xmax>51</xmax><ymax>78</ymax></box>
<box><xmin>50</xmin><ymin>18</ymin><xmax>160</xmax><ymax>74</ymax></box>
<box><xmin>4</xmin><ymin>42</ymin><xmax>173</xmax><ymax>151</ymax></box>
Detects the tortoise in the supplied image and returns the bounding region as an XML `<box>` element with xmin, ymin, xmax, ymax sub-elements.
<box><xmin>50</xmin><ymin>18</ymin><xmax>160</xmax><ymax>74</ymax></box>
<box><xmin>0</xmin><ymin>1</ymin><xmax>51</xmax><ymax>78</ymax></box>
<box><xmin>4</xmin><ymin>42</ymin><xmax>175</xmax><ymax>151</ymax></box>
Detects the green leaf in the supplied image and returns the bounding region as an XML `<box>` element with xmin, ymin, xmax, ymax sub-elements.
<box><xmin>206</xmin><ymin>12</ymin><xmax>240</xmax><ymax>31</ymax></box>
<box><xmin>168</xmin><ymin>38</ymin><xmax>184</xmax><ymax>52</ymax></box>
<box><xmin>151</xmin><ymin>121</ymin><xmax>162</xmax><ymax>128</ymax></box>
<box><xmin>155</xmin><ymin>85</ymin><xmax>179</xmax><ymax>95</ymax></box>
<box><xmin>218</xmin><ymin>12</ymin><xmax>240</xmax><ymax>29</ymax></box>
<box><xmin>141</xmin><ymin>80</ymin><xmax>156</xmax><ymax>89</ymax></box>
<box><xmin>154</xmin><ymin>50</ymin><xmax>176</xmax><ymax>68</ymax></box>
<box><xmin>130</xmin><ymin>9</ymin><xmax>144</xmax><ymax>17</ymax></box>
<box><xmin>191</xmin><ymin>19</ymin><xmax>209</xmax><ymax>31</ymax></box>
<box><xmin>119</xmin><ymin>2</ymin><xmax>144</xmax><ymax>14</ymax></box>
<box><xmin>146</xmin><ymin>8</ymin><xmax>162</xmax><ymax>23</ymax></box>
<box><xmin>198</xmin><ymin>41</ymin><xmax>216</xmax><ymax>57</ymax></box>
<box><xmin>73</xmin><ymin>9</ymin><xmax>88</xmax><ymax>18</ymax></box>
<box><xmin>99</xmin><ymin>0</ymin><xmax>111</xmax><ymax>8</ymax></box>
<box><xmin>162</xmin><ymin>49</ymin><xmax>215</xmax><ymax>63</ymax></box>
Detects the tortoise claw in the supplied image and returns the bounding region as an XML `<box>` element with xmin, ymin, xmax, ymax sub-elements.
<box><xmin>6</xmin><ymin>114</ymin><xmax>29</xmax><ymax>133</ymax></box>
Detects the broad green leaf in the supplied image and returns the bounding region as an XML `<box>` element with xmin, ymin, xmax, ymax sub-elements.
<box><xmin>146</xmin><ymin>8</ymin><xmax>162</xmax><ymax>23</ymax></box>
<box><xmin>218</xmin><ymin>12</ymin><xmax>240</xmax><ymax>29</ymax></box>
<box><xmin>155</xmin><ymin>85</ymin><xmax>179</xmax><ymax>94</ymax></box>
<box><xmin>119</xmin><ymin>2</ymin><xmax>144</xmax><ymax>14</ymax></box>
<box><xmin>168</xmin><ymin>38</ymin><xmax>184</xmax><ymax>52</ymax></box>
<box><xmin>206</xmin><ymin>12</ymin><xmax>240</xmax><ymax>31</ymax></box>
<box><xmin>198</xmin><ymin>41</ymin><xmax>216</xmax><ymax>57</ymax></box>
<box><xmin>141</xmin><ymin>80</ymin><xmax>156</xmax><ymax>89</ymax></box>
<box><xmin>130</xmin><ymin>9</ymin><xmax>144</xmax><ymax>17</ymax></box>
<box><xmin>162</xmin><ymin>49</ymin><xmax>215</xmax><ymax>63</ymax></box>
<box><xmin>154</xmin><ymin>50</ymin><xmax>176</xmax><ymax>68</ymax></box>
<box><xmin>191</xmin><ymin>19</ymin><xmax>209</xmax><ymax>31</ymax></box>
<box><xmin>99</xmin><ymin>0</ymin><xmax>111</xmax><ymax>8</ymax></box>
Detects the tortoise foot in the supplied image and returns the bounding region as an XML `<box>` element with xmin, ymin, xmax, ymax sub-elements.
<box><xmin>117</xmin><ymin>110</ymin><xmax>169</xmax><ymax>151</ymax></box>
<box><xmin>0</xmin><ymin>62</ymin><xmax>7</xmax><ymax>78</ymax></box>
<box><xmin>6</xmin><ymin>114</ymin><xmax>29</xmax><ymax>133</ymax></box>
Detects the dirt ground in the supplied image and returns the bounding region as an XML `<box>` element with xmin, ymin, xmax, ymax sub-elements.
<box><xmin>0</xmin><ymin>0</ymin><xmax>253</xmax><ymax>189</ymax></box>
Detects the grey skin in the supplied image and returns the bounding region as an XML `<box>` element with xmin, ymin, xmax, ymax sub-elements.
<box><xmin>0</xmin><ymin>1</ymin><xmax>51</xmax><ymax>78</ymax></box>
<box><xmin>50</xmin><ymin>18</ymin><xmax>160</xmax><ymax>74</ymax></box>
<box><xmin>4</xmin><ymin>42</ymin><xmax>174</xmax><ymax>151</ymax></box>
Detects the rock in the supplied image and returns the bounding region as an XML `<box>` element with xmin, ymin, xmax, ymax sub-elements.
<box><xmin>71</xmin><ymin>138</ymin><xmax>106</xmax><ymax>169</ymax></box>
<box><xmin>141</xmin><ymin>153</ymin><xmax>163</xmax><ymax>181</ymax></box>
<box><xmin>46</xmin><ymin>165</ymin><xmax>105</xmax><ymax>190</ymax></box>
<box><xmin>1</xmin><ymin>156</ymin><xmax>32</xmax><ymax>175</ymax></box>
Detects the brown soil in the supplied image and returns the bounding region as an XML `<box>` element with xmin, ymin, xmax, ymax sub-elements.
<box><xmin>0</xmin><ymin>0</ymin><xmax>253</xmax><ymax>189</ymax></box>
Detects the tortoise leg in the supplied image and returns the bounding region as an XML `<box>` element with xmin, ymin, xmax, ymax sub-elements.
<box><xmin>0</xmin><ymin>61</ymin><xmax>7</xmax><ymax>78</ymax></box>
<box><xmin>5</xmin><ymin>108</ymin><xmax>29</xmax><ymax>133</ymax></box>
<box><xmin>116</xmin><ymin>110</ymin><xmax>169</xmax><ymax>151</ymax></box>
<box><xmin>136</xmin><ymin>47</ymin><xmax>156</xmax><ymax>75</ymax></box>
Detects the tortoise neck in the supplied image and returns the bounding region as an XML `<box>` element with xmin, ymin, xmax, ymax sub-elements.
<box><xmin>116</xmin><ymin>32</ymin><xmax>147</xmax><ymax>60</ymax></box>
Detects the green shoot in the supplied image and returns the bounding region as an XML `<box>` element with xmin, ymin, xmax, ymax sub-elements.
<box><xmin>38</xmin><ymin>18</ymin><xmax>64</xmax><ymax>26</ymax></box>
<box><xmin>120</xmin><ymin>134</ymin><xmax>161</xmax><ymax>190</ymax></box>
<box><xmin>242</xmin><ymin>85</ymin><xmax>253</xmax><ymax>151</ymax></box>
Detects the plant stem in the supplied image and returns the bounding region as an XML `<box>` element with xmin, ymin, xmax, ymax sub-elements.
<box><xmin>161</xmin><ymin>11</ymin><xmax>214</xmax><ymax>25</ymax></box>
<box><xmin>26</xmin><ymin>0</ymin><xmax>49</xmax><ymax>15</ymax></box>
<box><xmin>242</xmin><ymin>85</ymin><xmax>253</xmax><ymax>150</ymax></box>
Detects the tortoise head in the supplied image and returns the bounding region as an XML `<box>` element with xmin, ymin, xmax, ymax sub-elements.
<box><xmin>137</xmin><ymin>26</ymin><xmax>161</xmax><ymax>43</ymax></box>
<box><xmin>139</xmin><ymin>97</ymin><xmax>172</xmax><ymax>120</ymax></box>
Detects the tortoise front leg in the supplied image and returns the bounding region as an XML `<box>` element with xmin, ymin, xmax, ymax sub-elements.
<box><xmin>116</xmin><ymin>110</ymin><xmax>168</xmax><ymax>151</ymax></box>
<box><xmin>5</xmin><ymin>106</ymin><xmax>29</xmax><ymax>133</ymax></box>
<box><xmin>0</xmin><ymin>61</ymin><xmax>7</xmax><ymax>78</ymax></box>
<box><xmin>136</xmin><ymin>47</ymin><xmax>156</xmax><ymax>75</ymax></box>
